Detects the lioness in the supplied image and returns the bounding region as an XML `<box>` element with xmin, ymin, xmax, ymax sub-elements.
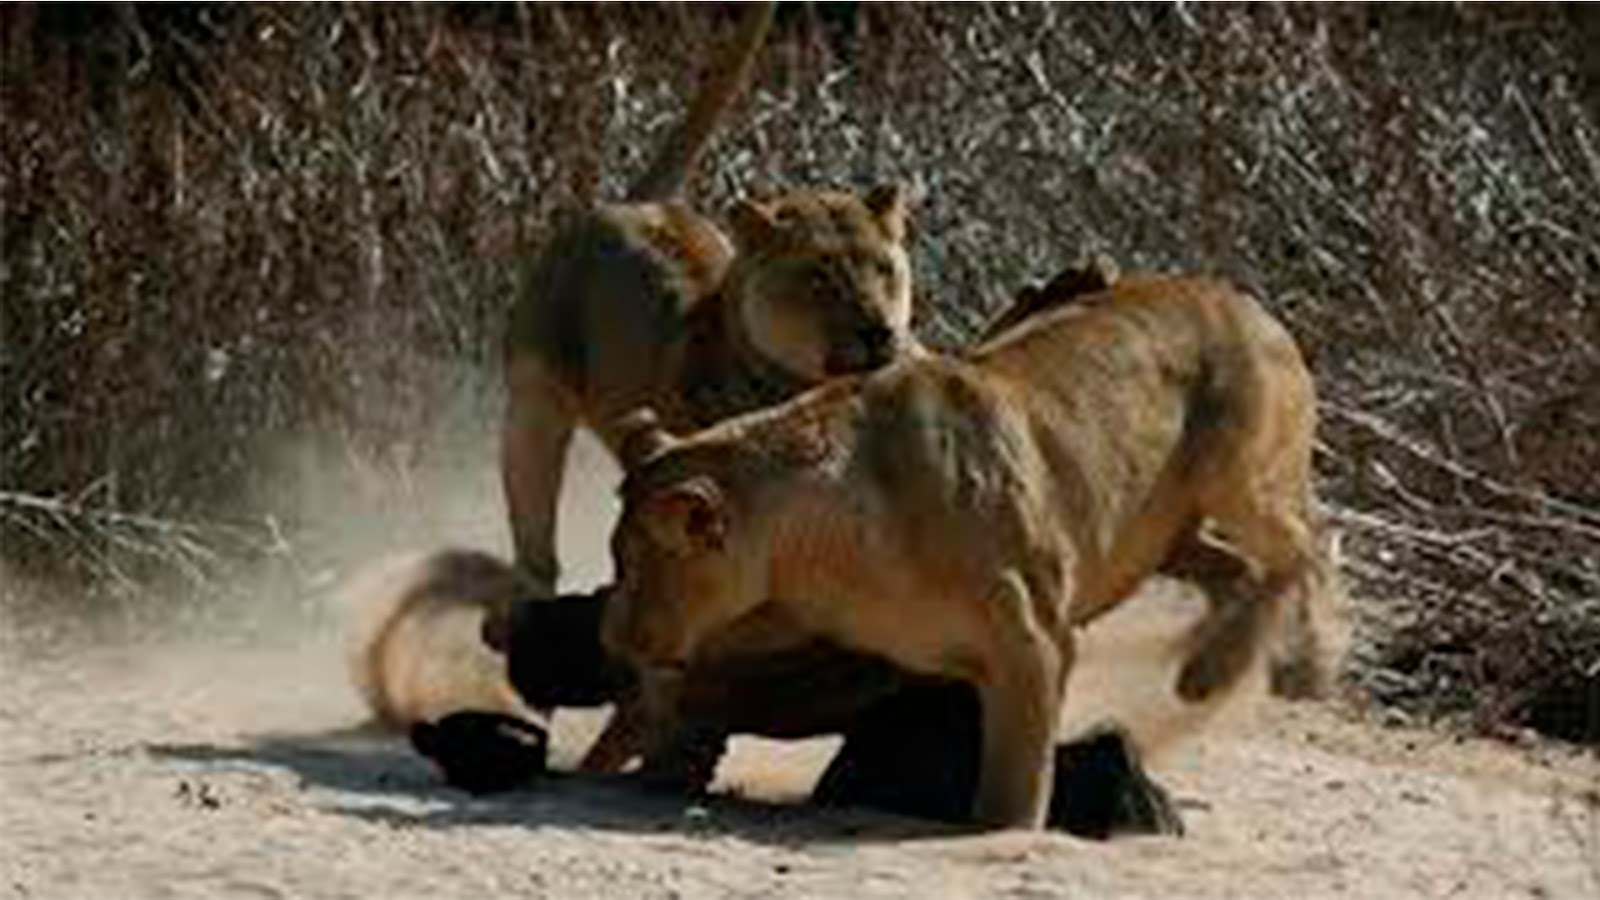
<box><xmin>978</xmin><ymin>261</ymin><xmax>1342</xmax><ymax>699</ymax></box>
<box><xmin>504</xmin><ymin>1</ymin><xmax>920</xmax><ymax>595</ymax></box>
<box><xmin>485</xmin><ymin>266</ymin><xmax>1118</xmax><ymax>764</ymax></box>
<box><xmin>602</xmin><ymin>275</ymin><xmax>1327</xmax><ymax>829</ymax></box>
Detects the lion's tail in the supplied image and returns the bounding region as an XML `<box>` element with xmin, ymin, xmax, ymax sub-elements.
<box><xmin>337</xmin><ymin>549</ymin><xmax>534</xmax><ymax>730</ymax></box>
<box><xmin>624</xmin><ymin>2</ymin><xmax>775</xmax><ymax>202</ymax></box>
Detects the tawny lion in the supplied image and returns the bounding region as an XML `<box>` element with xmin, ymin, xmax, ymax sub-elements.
<box><xmin>978</xmin><ymin>260</ymin><xmax>1341</xmax><ymax>699</ymax></box>
<box><xmin>503</xmin><ymin>2</ymin><xmax>920</xmax><ymax>595</ymax></box>
<box><xmin>601</xmin><ymin>275</ymin><xmax>1329</xmax><ymax>829</ymax></box>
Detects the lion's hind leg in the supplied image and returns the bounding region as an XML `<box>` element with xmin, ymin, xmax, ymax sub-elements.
<box><xmin>1166</xmin><ymin>510</ymin><xmax>1313</xmax><ymax>704</ymax></box>
<box><xmin>1266</xmin><ymin>523</ymin><xmax>1347</xmax><ymax>700</ymax></box>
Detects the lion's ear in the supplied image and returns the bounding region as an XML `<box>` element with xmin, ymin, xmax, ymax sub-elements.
<box><xmin>730</xmin><ymin>198</ymin><xmax>780</xmax><ymax>251</ymax></box>
<box><xmin>615</xmin><ymin>408</ymin><xmax>676</xmax><ymax>472</ymax></box>
<box><xmin>863</xmin><ymin>183</ymin><xmax>909</xmax><ymax>243</ymax></box>
<box><xmin>642</xmin><ymin>479</ymin><xmax>727</xmax><ymax>555</ymax></box>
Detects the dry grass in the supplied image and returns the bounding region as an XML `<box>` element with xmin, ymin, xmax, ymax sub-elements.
<box><xmin>2</xmin><ymin>3</ymin><xmax>1596</xmax><ymax>742</ymax></box>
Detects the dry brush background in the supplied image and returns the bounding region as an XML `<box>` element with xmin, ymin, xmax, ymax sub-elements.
<box><xmin>2</xmin><ymin>3</ymin><xmax>1597</xmax><ymax>744</ymax></box>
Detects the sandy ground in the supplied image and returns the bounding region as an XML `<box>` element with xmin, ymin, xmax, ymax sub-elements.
<box><xmin>3</xmin><ymin>596</ymin><xmax>1596</xmax><ymax>900</ymax></box>
<box><xmin>3</xmin><ymin>433</ymin><xmax>1597</xmax><ymax>899</ymax></box>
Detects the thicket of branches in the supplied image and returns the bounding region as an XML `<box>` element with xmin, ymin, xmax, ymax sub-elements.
<box><xmin>3</xmin><ymin>4</ymin><xmax>1596</xmax><ymax>741</ymax></box>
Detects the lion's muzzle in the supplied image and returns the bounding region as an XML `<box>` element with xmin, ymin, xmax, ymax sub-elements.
<box><xmin>600</xmin><ymin>592</ymin><xmax>693</xmax><ymax>671</ymax></box>
<box><xmin>826</xmin><ymin>323</ymin><xmax>900</xmax><ymax>375</ymax></box>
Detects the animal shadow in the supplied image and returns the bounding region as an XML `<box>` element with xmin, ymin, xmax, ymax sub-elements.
<box><xmin>145</xmin><ymin>725</ymin><xmax>945</xmax><ymax>843</ymax></box>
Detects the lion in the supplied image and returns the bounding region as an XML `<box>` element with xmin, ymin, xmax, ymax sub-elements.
<box><xmin>987</xmin><ymin>260</ymin><xmax>1341</xmax><ymax>699</ymax></box>
<box><xmin>487</xmin><ymin>260</ymin><xmax>1330</xmax><ymax>780</ymax></box>
<box><xmin>485</xmin><ymin>265</ymin><xmax>1109</xmax><ymax>771</ymax></box>
<box><xmin>600</xmin><ymin>275</ymin><xmax>1330</xmax><ymax>829</ymax></box>
<box><xmin>979</xmin><ymin>259</ymin><xmax>1342</xmax><ymax>700</ymax></box>
<box><xmin>503</xmin><ymin>1</ymin><xmax>920</xmax><ymax>596</ymax></box>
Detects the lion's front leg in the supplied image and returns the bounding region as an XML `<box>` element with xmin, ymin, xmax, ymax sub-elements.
<box><xmin>579</xmin><ymin>696</ymin><xmax>647</xmax><ymax>773</ymax></box>
<box><xmin>972</xmin><ymin>573</ymin><xmax>1068</xmax><ymax>830</ymax></box>
<box><xmin>501</xmin><ymin>355</ymin><xmax>578</xmax><ymax>597</ymax></box>
<box><xmin>578</xmin><ymin>667</ymin><xmax>688</xmax><ymax>776</ymax></box>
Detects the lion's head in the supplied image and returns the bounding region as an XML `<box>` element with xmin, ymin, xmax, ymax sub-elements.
<box><xmin>721</xmin><ymin>183</ymin><xmax>920</xmax><ymax>382</ymax></box>
<box><xmin>599</xmin><ymin>413</ymin><xmax>774</xmax><ymax>671</ymax></box>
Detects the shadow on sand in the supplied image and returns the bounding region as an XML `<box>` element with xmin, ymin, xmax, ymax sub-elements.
<box><xmin>146</xmin><ymin>728</ymin><xmax>955</xmax><ymax>845</ymax></box>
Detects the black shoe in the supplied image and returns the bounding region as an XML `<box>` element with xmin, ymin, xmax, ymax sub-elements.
<box><xmin>409</xmin><ymin>710</ymin><xmax>549</xmax><ymax>796</ymax></box>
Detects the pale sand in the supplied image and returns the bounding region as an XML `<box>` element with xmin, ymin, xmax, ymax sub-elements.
<box><xmin>3</xmin><ymin>431</ymin><xmax>1595</xmax><ymax>899</ymax></box>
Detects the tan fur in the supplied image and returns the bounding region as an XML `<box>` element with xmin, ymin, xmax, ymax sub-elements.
<box><xmin>341</xmin><ymin>550</ymin><xmax>535</xmax><ymax>730</ymax></box>
<box><xmin>1268</xmin><ymin>524</ymin><xmax>1349</xmax><ymax>699</ymax></box>
<box><xmin>979</xmin><ymin>259</ymin><xmax>1343</xmax><ymax>700</ymax></box>
<box><xmin>601</xmin><ymin>276</ymin><xmax>1331</xmax><ymax>829</ymax></box>
<box><xmin>576</xmin><ymin>258</ymin><xmax>1124</xmax><ymax>777</ymax></box>
<box><xmin>501</xmin><ymin>3</ymin><xmax>920</xmax><ymax>595</ymax></box>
